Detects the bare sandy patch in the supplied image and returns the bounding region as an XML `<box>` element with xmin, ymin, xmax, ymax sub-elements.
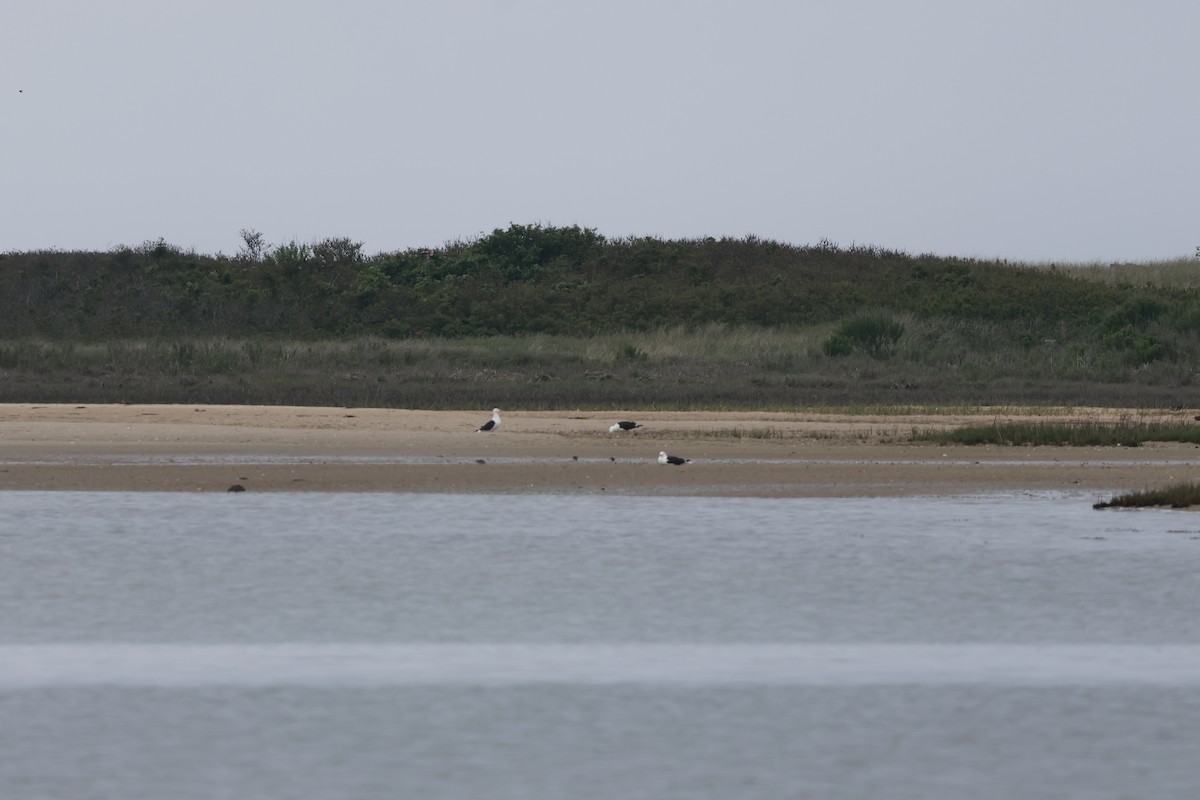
<box><xmin>0</xmin><ymin>403</ymin><xmax>1195</xmax><ymax>497</ymax></box>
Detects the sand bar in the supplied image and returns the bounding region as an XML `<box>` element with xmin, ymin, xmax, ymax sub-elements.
<box><xmin>1</xmin><ymin>403</ymin><xmax>1196</xmax><ymax>497</ymax></box>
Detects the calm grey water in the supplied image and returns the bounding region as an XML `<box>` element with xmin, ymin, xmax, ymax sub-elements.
<box><xmin>1</xmin><ymin>491</ymin><xmax>1199</xmax><ymax>799</ymax></box>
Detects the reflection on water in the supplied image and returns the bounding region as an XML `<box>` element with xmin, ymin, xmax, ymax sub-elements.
<box><xmin>1</xmin><ymin>491</ymin><xmax>1198</xmax><ymax>800</ymax></box>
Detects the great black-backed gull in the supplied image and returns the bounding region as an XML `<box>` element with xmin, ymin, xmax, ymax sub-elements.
<box><xmin>609</xmin><ymin>420</ymin><xmax>642</xmax><ymax>432</ymax></box>
<box><xmin>476</xmin><ymin>408</ymin><xmax>501</xmax><ymax>432</ymax></box>
<box><xmin>658</xmin><ymin>451</ymin><xmax>688</xmax><ymax>465</ymax></box>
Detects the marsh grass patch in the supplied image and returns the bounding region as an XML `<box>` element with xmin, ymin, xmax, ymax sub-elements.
<box><xmin>912</xmin><ymin>420</ymin><xmax>1200</xmax><ymax>447</ymax></box>
<box><xmin>1094</xmin><ymin>482</ymin><xmax>1200</xmax><ymax>509</ymax></box>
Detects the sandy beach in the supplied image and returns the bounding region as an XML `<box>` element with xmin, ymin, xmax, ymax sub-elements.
<box><xmin>0</xmin><ymin>403</ymin><xmax>1196</xmax><ymax>497</ymax></box>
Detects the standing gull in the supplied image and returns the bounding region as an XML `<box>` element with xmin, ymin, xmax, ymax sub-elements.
<box><xmin>658</xmin><ymin>451</ymin><xmax>688</xmax><ymax>465</ymax></box>
<box><xmin>476</xmin><ymin>408</ymin><xmax>502</xmax><ymax>432</ymax></box>
<box><xmin>609</xmin><ymin>421</ymin><xmax>642</xmax><ymax>433</ymax></box>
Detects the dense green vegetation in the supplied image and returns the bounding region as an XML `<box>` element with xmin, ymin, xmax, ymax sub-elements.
<box><xmin>2</xmin><ymin>224</ymin><xmax>1198</xmax><ymax>408</ymax></box>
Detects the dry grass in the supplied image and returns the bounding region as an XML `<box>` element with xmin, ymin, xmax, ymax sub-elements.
<box><xmin>1050</xmin><ymin>257</ymin><xmax>1200</xmax><ymax>288</ymax></box>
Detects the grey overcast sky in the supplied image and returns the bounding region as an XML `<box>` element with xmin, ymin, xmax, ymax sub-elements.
<box><xmin>3</xmin><ymin>0</ymin><xmax>1197</xmax><ymax>262</ymax></box>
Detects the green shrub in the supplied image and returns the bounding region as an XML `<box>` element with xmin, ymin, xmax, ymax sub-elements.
<box><xmin>469</xmin><ymin>223</ymin><xmax>605</xmax><ymax>283</ymax></box>
<box><xmin>822</xmin><ymin>334</ymin><xmax>854</xmax><ymax>357</ymax></box>
<box><xmin>830</xmin><ymin>315</ymin><xmax>905</xmax><ymax>358</ymax></box>
<box><xmin>1102</xmin><ymin>298</ymin><xmax>1167</xmax><ymax>332</ymax></box>
<box><xmin>1100</xmin><ymin>324</ymin><xmax>1166</xmax><ymax>364</ymax></box>
<box><xmin>616</xmin><ymin>343</ymin><xmax>647</xmax><ymax>362</ymax></box>
<box><xmin>267</xmin><ymin>241</ymin><xmax>313</xmax><ymax>273</ymax></box>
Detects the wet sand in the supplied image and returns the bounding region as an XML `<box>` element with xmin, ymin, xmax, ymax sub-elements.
<box><xmin>1</xmin><ymin>403</ymin><xmax>1196</xmax><ymax>497</ymax></box>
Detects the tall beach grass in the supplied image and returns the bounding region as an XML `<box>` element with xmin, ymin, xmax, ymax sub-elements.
<box><xmin>1052</xmin><ymin>257</ymin><xmax>1200</xmax><ymax>289</ymax></box>
<box><xmin>2</xmin><ymin>319</ymin><xmax>1198</xmax><ymax>409</ymax></box>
